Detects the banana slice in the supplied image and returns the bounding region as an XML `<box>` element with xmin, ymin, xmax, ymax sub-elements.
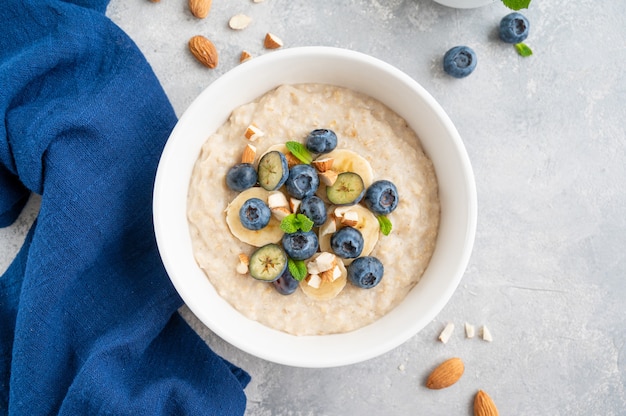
<box><xmin>322</xmin><ymin>149</ymin><xmax>374</xmax><ymax>188</ymax></box>
<box><xmin>316</xmin><ymin>149</ymin><xmax>374</xmax><ymax>204</ymax></box>
<box><xmin>300</xmin><ymin>254</ymin><xmax>347</xmax><ymax>301</ymax></box>
<box><xmin>225</xmin><ymin>187</ymin><xmax>284</xmax><ymax>247</ymax></box>
<box><xmin>318</xmin><ymin>204</ymin><xmax>380</xmax><ymax>265</ymax></box>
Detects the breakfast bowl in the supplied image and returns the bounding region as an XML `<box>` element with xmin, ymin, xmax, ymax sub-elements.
<box><xmin>153</xmin><ymin>46</ymin><xmax>477</xmax><ymax>368</ymax></box>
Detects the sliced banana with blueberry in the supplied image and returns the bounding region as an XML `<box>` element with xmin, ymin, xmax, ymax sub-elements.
<box><xmin>225</xmin><ymin>187</ymin><xmax>284</xmax><ymax>247</ymax></box>
<box><xmin>314</xmin><ymin>149</ymin><xmax>373</xmax><ymax>204</ymax></box>
<box><xmin>318</xmin><ymin>204</ymin><xmax>380</xmax><ymax>266</ymax></box>
<box><xmin>320</xmin><ymin>149</ymin><xmax>374</xmax><ymax>188</ymax></box>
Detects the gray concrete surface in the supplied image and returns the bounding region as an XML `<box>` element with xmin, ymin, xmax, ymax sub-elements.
<box><xmin>2</xmin><ymin>0</ymin><xmax>625</xmax><ymax>414</ymax></box>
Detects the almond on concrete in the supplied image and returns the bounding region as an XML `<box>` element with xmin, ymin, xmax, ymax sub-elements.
<box><xmin>229</xmin><ymin>14</ymin><xmax>252</xmax><ymax>30</ymax></box>
<box><xmin>264</xmin><ymin>32</ymin><xmax>283</xmax><ymax>49</ymax></box>
<box><xmin>426</xmin><ymin>357</ymin><xmax>464</xmax><ymax>389</ymax></box>
<box><xmin>240</xmin><ymin>50</ymin><xmax>253</xmax><ymax>63</ymax></box>
<box><xmin>474</xmin><ymin>390</ymin><xmax>499</xmax><ymax>416</ymax></box>
<box><xmin>188</xmin><ymin>35</ymin><xmax>218</xmax><ymax>68</ymax></box>
<box><xmin>189</xmin><ymin>0</ymin><xmax>212</xmax><ymax>18</ymax></box>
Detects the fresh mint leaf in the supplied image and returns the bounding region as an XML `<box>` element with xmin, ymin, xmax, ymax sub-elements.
<box><xmin>515</xmin><ymin>42</ymin><xmax>533</xmax><ymax>57</ymax></box>
<box><xmin>280</xmin><ymin>213</ymin><xmax>315</xmax><ymax>233</ymax></box>
<box><xmin>377</xmin><ymin>215</ymin><xmax>392</xmax><ymax>236</ymax></box>
<box><xmin>296</xmin><ymin>213</ymin><xmax>314</xmax><ymax>232</ymax></box>
<box><xmin>280</xmin><ymin>214</ymin><xmax>299</xmax><ymax>233</ymax></box>
<box><xmin>288</xmin><ymin>258</ymin><xmax>307</xmax><ymax>281</ymax></box>
<box><xmin>285</xmin><ymin>141</ymin><xmax>312</xmax><ymax>164</ymax></box>
<box><xmin>501</xmin><ymin>0</ymin><xmax>531</xmax><ymax>10</ymax></box>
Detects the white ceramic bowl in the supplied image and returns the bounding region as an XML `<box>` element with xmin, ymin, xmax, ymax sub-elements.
<box><xmin>433</xmin><ymin>0</ymin><xmax>496</xmax><ymax>8</ymax></box>
<box><xmin>153</xmin><ymin>47</ymin><xmax>477</xmax><ymax>368</ymax></box>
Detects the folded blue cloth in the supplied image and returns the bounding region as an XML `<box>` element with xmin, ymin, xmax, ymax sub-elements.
<box><xmin>0</xmin><ymin>0</ymin><xmax>250</xmax><ymax>414</ymax></box>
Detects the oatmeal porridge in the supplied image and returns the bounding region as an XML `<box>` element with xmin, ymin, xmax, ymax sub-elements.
<box><xmin>187</xmin><ymin>83</ymin><xmax>439</xmax><ymax>336</ymax></box>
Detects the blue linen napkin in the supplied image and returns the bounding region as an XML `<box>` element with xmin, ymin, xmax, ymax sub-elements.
<box><xmin>0</xmin><ymin>0</ymin><xmax>250</xmax><ymax>414</ymax></box>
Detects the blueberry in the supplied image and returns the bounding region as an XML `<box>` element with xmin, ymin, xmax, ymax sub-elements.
<box><xmin>285</xmin><ymin>164</ymin><xmax>320</xmax><ymax>199</ymax></box>
<box><xmin>499</xmin><ymin>12</ymin><xmax>529</xmax><ymax>44</ymax></box>
<box><xmin>326</xmin><ymin>172</ymin><xmax>365</xmax><ymax>206</ymax></box>
<box><xmin>248</xmin><ymin>244</ymin><xmax>287</xmax><ymax>282</ymax></box>
<box><xmin>348</xmin><ymin>256</ymin><xmax>384</xmax><ymax>289</ymax></box>
<box><xmin>258</xmin><ymin>151</ymin><xmax>289</xmax><ymax>191</ymax></box>
<box><xmin>443</xmin><ymin>46</ymin><xmax>477</xmax><ymax>79</ymax></box>
<box><xmin>226</xmin><ymin>163</ymin><xmax>257</xmax><ymax>191</ymax></box>
<box><xmin>239</xmin><ymin>198</ymin><xmax>271</xmax><ymax>230</ymax></box>
<box><xmin>300</xmin><ymin>195</ymin><xmax>327</xmax><ymax>226</ymax></box>
<box><xmin>330</xmin><ymin>227</ymin><xmax>364</xmax><ymax>259</ymax></box>
<box><xmin>364</xmin><ymin>180</ymin><xmax>399</xmax><ymax>215</ymax></box>
<box><xmin>305</xmin><ymin>129</ymin><xmax>337</xmax><ymax>154</ymax></box>
<box><xmin>273</xmin><ymin>267</ymin><xmax>300</xmax><ymax>295</ymax></box>
<box><xmin>282</xmin><ymin>230</ymin><xmax>319</xmax><ymax>260</ymax></box>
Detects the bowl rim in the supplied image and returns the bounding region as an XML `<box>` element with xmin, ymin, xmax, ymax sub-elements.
<box><xmin>432</xmin><ymin>0</ymin><xmax>496</xmax><ymax>9</ymax></box>
<box><xmin>153</xmin><ymin>46</ymin><xmax>477</xmax><ymax>368</ymax></box>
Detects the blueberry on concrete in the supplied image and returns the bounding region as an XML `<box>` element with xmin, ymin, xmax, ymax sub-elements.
<box><xmin>299</xmin><ymin>195</ymin><xmax>327</xmax><ymax>227</ymax></box>
<box><xmin>305</xmin><ymin>129</ymin><xmax>337</xmax><ymax>154</ymax></box>
<box><xmin>239</xmin><ymin>198</ymin><xmax>271</xmax><ymax>230</ymax></box>
<box><xmin>285</xmin><ymin>164</ymin><xmax>320</xmax><ymax>199</ymax></box>
<box><xmin>364</xmin><ymin>180</ymin><xmax>399</xmax><ymax>215</ymax></box>
<box><xmin>348</xmin><ymin>256</ymin><xmax>384</xmax><ymax>289</ymax></box>
<box><xmin>499</xmin><ymin>12</ymin><xmax>530</xmax><ymax>44</ymax></box>
<box><xmin>282</xmin><ymin>230</ymin><xmax>319</xmax><ymax>260</ymax></box>
<box><xmin>226</xmin><ymin>163</ymin><xmax>257</xmax><ymax>191</ymax></box>
<box><xmin>443</xmin><ymin>46</ymin><xmax>477</xmax><ymax>79</ymax></box>
<box><xmin>330</xmin><ymin>226</ymin><xmax>364</xmax><ymax>259</ymax></box>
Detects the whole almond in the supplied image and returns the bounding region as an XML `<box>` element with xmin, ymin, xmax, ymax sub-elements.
<box><xmin>425</xmin><ymin>357</ymin><xmax>464</xmax><ymax>389</ymax></box>
<box><xmin>188</xmin><ymin>35</ymin><xmax>218</xmax><ymax>68</ymax></box>
<box><xmin>189</xmin><ymin>0</ymin><xmax>212</xmax><ymax>19</ymax></box>
<box><xmin>474</xmin><ymin>390</ymin><xmax>499</xmax><ymax>416</ymax></box>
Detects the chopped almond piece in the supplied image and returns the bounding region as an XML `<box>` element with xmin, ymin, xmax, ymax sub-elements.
<box><xmin>340</xmin><ymin>210</ymin><xmax>359</xmax><ymax>227</ymax></box>
<box><xmin>312</xmin><ymin>157</ymin><xmax>334</xmax><ymax>172</ymax></box>
<box><xmin>240</xmin><ymin>50</ymin><xmax>252</xmax><ymax>63</ymax></box>
<box><xmin>270</xmin><ymin>206</ymin><xmax>291</xmax><ymax>221</ymax></box>
<box><xmin>307</xmin><ymin>274</ymin><xmax>321</xmax><ymax>289</ymax></box>
<box><xmin>289</xmin><ymin>197</ymin><xmax>301</xmax><ymax>213</ymax></box>
<box><xmin>284</xmin><ymin>152</ymin><xmax>301</xmax><ymax>168</ymax></box>
<box><xmin>236</xmin><ymin>253</ymin><xmax>249</xmax><ymax>274</ymax></box>
<box><xmin>241</xmin><ymin>143</ymin><xmax>256</xmax><ymax>164</ymax></box>
<box><xmin>319</xmin><ymin>219</ymin><xmax>337</xmax><ymax>237</ymax></box>
<box><xmin>267</xmin><ymin>191</ymin><xmax>289</xmax><ymax>209</ymax></box>
<box><xmin>228</xmin><ymin>14</ymin><xmax>252</xmax><ymax>30</ymax></box>
<box><xmin>244</xmin><ymin>124</ymin><xmax>264</xmax><ymax>141</ymax></box>
<box><xmin>264</xmin><ymin>32</ymin><xmax>283</xmax><ymax>49</ymax></box>
<box><xmin>481</xmin><ymin>325</ymin><xmax>493</xmax><ymax>342</ymax></box>
<box><xmin>319</xmin><ymin>170</ymin><xmax>338</xmax><ymax>186</ymax></box>
<box><xmin>438</xmin><ymin>322</ymin><xmax>455</xmax><ymax>344</ymax></box>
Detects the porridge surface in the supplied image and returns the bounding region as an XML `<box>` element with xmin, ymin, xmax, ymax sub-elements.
<box><xmin>187</xmin><ymin>83</ymin><xmax>440</xmax><ymax>336</ymax></box>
